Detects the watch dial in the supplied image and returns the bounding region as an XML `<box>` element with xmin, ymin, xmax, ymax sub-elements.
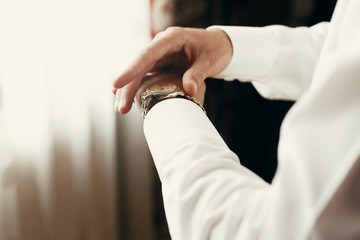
<box><xmin>148</xmin><ymin>83</ymin><xmax>179</xmax><ymax>94</ymax></box>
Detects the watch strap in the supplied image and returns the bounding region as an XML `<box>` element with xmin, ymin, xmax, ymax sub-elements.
<box><xmin>141</xmin><ymin>84</ymin><xmax>206</xmax><ymax>119</ymax></box>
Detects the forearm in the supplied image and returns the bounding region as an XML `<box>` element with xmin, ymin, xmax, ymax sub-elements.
<box><xmin>144</xmin><ymin>99</ymin><xmax>269</xmax><ymax>239</ymax></box>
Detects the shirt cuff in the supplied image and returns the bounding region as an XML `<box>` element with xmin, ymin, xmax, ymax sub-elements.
<box><xmin>143</xmin><ymin>98</ymin><xmax>229</xmax><ymax>176</ymax></box>
<box><xmin>207</xmin><ymin>25</ymin><xmax>279</xmax><ymax>81</ymax></box>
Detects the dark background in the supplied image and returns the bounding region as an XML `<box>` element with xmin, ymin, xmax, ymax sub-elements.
<box><xmin>148</xmin><ymin>0</ymin><xmax>337</xmax><ymax>239</ymax></box>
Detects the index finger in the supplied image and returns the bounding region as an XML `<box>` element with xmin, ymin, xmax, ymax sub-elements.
<box><xmin>112</xmin><ymin>27</ymin><xmax>186</xmax><ymax>90</ymax></box>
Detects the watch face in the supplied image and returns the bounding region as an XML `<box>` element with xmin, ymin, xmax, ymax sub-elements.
<box><xmin>147</xmin><ymin>83</ymin><xmax>179</xmax><ymax>95</ymax></box>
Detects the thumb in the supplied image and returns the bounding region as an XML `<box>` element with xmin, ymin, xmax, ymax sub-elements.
<box><xmin>182</xmin><ymin>62</ymin><xmax>208</xmax><ymax>97</ymax></box>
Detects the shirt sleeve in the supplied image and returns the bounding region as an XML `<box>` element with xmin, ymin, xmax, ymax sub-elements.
<box><xmin>208</xmin><ymin>22</ymin><xmax>329</xmax><ymax>100</ymax></box>
<box><xmin>144</xmin><ymin>81</ymin><xmax>360</xmax><ymax>240</ymax></box>
<box><xmin>144</xmin><ymin>98</ymin><xmax>271</xmax><ymax>240</ymax></box>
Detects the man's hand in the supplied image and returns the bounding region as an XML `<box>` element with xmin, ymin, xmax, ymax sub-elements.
<box><xmin>113</xmin><ymin>27</ymin><xmax>233</xmax><ymax>114</ymax></box>
<box><xmin>114</xmin><ymin>67</ymin><xmax>207</xmax><ymax>114</ymax></box>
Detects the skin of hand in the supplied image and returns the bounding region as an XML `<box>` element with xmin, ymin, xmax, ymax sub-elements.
<box><xmin>113</xmin><ymin>27</ymin><xmax>233</xmax><ymax>114</ymax></box>
<box><xmin>114</xmin><ymin>66</ymin><xmax>206</xmax><ymax>114</ymax></box>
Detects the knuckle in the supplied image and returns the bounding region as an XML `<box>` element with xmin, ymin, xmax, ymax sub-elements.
<box><xmin>139</xmin><ymin>48</ymin><xmax>154</xmax><ymax>63</ymax></box>
<box><xmin>165</xmin><ymin>26</ymin><xmax>182</xmax><ymax>37</ymax></box>
<box><xmin>202</xmin><ymin>59</ymin><xmax>212</xmax><ymax>68</ymax></box>
<box><xmin>127</xmin><ymin>67</ymin><xmax>138</xmax><ymax>78</ymax></box>
<box><xmin>139</xmin><ymin>46</ymin><xmax>150</xmax><ymax>56</ymax></box>
<box><xmin>153</xmin><ymin>30</ymin><xmax>165</xmax><ymax>40</ymax></box>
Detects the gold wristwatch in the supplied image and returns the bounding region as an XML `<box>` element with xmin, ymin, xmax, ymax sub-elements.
<box><xmin>140</xmin><ymin>83</ymin><xmax>206</xmax><ymax>119</ymax></box>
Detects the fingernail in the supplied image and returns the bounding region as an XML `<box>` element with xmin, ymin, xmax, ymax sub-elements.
<box><xmin>114</xmin><ymin>98</ymin><xmax>119</xmax><ymax>110</ymax></box>
<box><xmin>118</xmin><ymin>98</ymin><xmax>125</xmax><ymax>113</ymax></box>
<box><xmin>115</xmin><ymin>89</ymin><xmax>121</xmax><ymax>112</ymax></box>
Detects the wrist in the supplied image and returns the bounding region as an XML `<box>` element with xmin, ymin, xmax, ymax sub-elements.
<box><xmin>140</xmin><ymin>83</ymin><xmax>206</xmax><ymax>119</ymax></box>
<box><xmin>207</xmin><ymin>27</ymin><xmax>233</xmax><ymax>58</ymax></box>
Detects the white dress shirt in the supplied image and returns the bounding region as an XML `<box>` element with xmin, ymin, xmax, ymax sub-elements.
<box><xmin>144</xmin><ymin>1</ymin><xmax>360</xmax><ymax>239</ymax></box>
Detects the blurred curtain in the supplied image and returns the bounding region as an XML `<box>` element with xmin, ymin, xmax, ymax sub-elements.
<box><xmin>0</xmin><ymin>0</ymin><xmax>150</xmax><ymax>239</ymax></box>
